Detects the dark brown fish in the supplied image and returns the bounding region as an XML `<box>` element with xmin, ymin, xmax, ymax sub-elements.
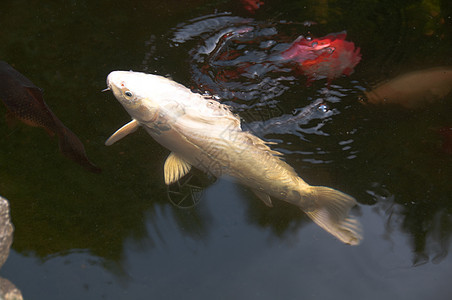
<box><xmin>0</xmin><ymin>61</ymin><xmax>100</xmax><ymax>172</ymax></box>
<box><xmin>438</xmin><ymin>127</ymin><xmax>452</xmax><ymax>155</ymax></box>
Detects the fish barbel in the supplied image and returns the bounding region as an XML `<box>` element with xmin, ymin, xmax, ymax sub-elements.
<box><xmin>105</xmin><ymin>71</ymin><xmax>362</xmax><ymax>245</ymax></box>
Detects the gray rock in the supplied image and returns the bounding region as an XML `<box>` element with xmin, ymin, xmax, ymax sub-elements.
<box><xmin>0</xmin><ymin>278</ymin><xmax>22</xmax><ymax>300</ymax></box>
<box><xmin>0</xmin><ymin>196</ymin><xmax>23</xmax><ymax>300</ymax></box>
<box><xmin>0</xmin><ymin>197</ymin><xmax>13</xmax><ymax>268</ymax></box>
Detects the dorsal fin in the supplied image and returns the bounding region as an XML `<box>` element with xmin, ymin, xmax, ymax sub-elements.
<box><xmin>181</xmin><ymin>94</ymin><xmax>241</xmax><ymax>130</ymax></box>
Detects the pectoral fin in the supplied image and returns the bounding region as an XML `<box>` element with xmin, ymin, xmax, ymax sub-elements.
<box><xmin>164</xmin><ymin>152</ymin><xmax>192</xmax><ymax>185</ymax></box>
<box><xmin>252</xmin><ymin>189</ymin><xmax>273</xmax><ymax>207</ymax></box>
<box><xmin>24</xmin><ymin>86</ymin><xmax>45</xmax><ymax>104</ymax></box>
<box><xmin>105</xmin><ymin>119</ymin><xmax>139</xmax><ymax>146</ymax></box>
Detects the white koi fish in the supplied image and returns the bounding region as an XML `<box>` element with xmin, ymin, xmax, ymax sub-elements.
<box><xmin>105</xmin><ymin>71</ymin><xmax>362</xmax><ymax>245</ymax></box>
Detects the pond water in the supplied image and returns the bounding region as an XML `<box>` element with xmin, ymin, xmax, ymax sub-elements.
<box><xmin>1</xmin><ymin>0</ymin><xmax>451</xmax><ymax>299</ymax></box>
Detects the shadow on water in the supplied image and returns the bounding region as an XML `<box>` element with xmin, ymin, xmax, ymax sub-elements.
<box><xmin>0</xmin><ymin>0</ymin><xmax>451</xmax><ymax>297</ymax></box>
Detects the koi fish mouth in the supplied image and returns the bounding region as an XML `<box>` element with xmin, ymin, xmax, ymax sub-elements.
<box><xmin>106</xmin><ymin>72</ymin><xmax>122</xmax><ymax>93</ymax></box>
<box><xmin>106</xmin><ymin>73</ymin><xmax>137</xmax><ymax>105</ymax></box>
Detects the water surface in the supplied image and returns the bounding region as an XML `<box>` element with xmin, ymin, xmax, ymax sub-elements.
<box><xmin>1</xmin><ymin>0</ymin><xmax>451</xmax><ymax>299</ymax></box>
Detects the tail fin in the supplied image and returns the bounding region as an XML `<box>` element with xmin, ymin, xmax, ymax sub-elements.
<box><xmin>57</xmin><ymin>125</ymin><xmax>102</xmax><ymax>173</ymax></box>
<box><xmin>302</xmin><ymin>186</ymin><xmax>362</xmax><ymax>245</ymax></box>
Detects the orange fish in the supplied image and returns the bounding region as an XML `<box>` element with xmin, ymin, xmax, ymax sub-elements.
<box><xmin>0</xmin><ymin>61</ymin><xmax>100</xmax><ymax>172</ymax></box>
<box><xmin>281</xmin><ymin>32</ymin><xmax>361</xmax><ymax>81</ymax></box>
<box><xmin>364</xmin><ymin>67</ymin><xmax>452</xmax><ymax>109</ymax></box>
<box><xmin>240</xmin><ymin>0</ymin><xmax>264</xmax><ymax>13</ymax></box>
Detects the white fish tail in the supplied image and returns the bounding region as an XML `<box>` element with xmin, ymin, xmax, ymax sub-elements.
<box><xmin>301</xmin><ymin>186</ymin><xmax>362</xmax><ymax>245</ymax></box>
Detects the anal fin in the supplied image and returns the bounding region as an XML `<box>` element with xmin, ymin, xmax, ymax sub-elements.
<box><xmin>252</xmin><ymin>189</ymin><xmax>273</xmax><ymax>207</ymax></box>
<box><xmin>164</xmin><ymin>152</ymin><xmax>192</xmax><ymax>185</ymax></box>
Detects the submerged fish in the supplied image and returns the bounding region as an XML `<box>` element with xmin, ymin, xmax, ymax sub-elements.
<box><xmin>105</xmin><ymin>71</ymin><xmax>362</xmax><ymax>245</ymax></box>
<box><xmin>364</xmin><ymin>67</ymin><xmax>452</xmax><ymax>109</ymax></box>
<box><xmin>438</xmin><ymin>127</ymin><xmax>452</xmax><ymax>155</ymax></box>
<box><xmin>0</xmin><ymin>61</ymin><xmax>100</xmax><ymax>173</ymax></box>
<box><xmin>280</xmin><ymin>32</ymin><xmax>362</xmax><ymax>82</ymax></box>
<box><xmin>240</xmin><ymin>0</ymin><xmax>264</xmax><ymax>13</ymax></box>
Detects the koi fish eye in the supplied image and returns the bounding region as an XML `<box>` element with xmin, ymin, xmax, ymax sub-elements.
<box><xmin>124</xmin><ymin>90</ymin><xmax>133</xmax><ymax>98</ymax></box>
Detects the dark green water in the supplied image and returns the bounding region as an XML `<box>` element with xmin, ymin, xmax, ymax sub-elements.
<box><xmin>1</xmin><ymin>0</ymin><xmax>451</xmax><ymax>299</ymax></box>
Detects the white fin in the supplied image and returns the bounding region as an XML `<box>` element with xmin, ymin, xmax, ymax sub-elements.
<box><xmin>302</xmin><ymin>186</ymin><xmax>362</xmax><ymax>245</ymax></box>
<box><xmin>105</xmin><ymin>119</ymin><xmax>139</xmax><ymax>146</ymax></box>
<box><xmin>252</xmin><ymin>189</ymin><xmax>273</xmax><ymax>207</ymax></box>
<box><xmin>164</xmin><ymin>152</ymin><xmax>192</xmax><ymax>185</ymax></box>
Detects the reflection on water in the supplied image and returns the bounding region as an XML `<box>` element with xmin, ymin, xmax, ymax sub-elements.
<box><xmin>371</xmin><ymin>185</ymin><xmax>452</xmax><ymax>266</ymax></box>
<box><xmin>1</xmin><ymin>0</ymin><xmax>452</xmax><ymax>298</ymax></box>
<box><xmin>356</xmin><ymin>99</ymin><xmax>452</xmax><ymax>265</ymax></box>
<box><xmin>151</xmin><ymin>10</ymin><xmax>452</xmax><ymax>264</ymax></box>
<box><xmin>172</xmin><ymin>13</ymin><xmax>313</xmax><ymax>102</ymax></box>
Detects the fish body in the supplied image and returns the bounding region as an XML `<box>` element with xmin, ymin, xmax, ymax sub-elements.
<box><xmin>0</xmin><ymin>61</ymin><xmax>57</xmax><ymax>132</ymax></box>
<box><xmin>281</xmin><ymin>32</ymin><xmax>361</xmax><ymax>81</ymax></box>
<box><xmin>0</xmin><ymin>61</ymin><xmax>100</xmax><ymax>172</ymax></box>
<box><xmin>438</xmin><ymin>127</ymin><xmax>452</xmax><ymax>155</ymax></box>
<box><xmin>365</xmin><ymin>67</ymin><xmax>452</xmax><ymax>109</ymax></box>
<box><xmin>106</xmin><ymin>71</ymin><xmax>362</xmax><ymax>245</ymax></box>
<box><xmin>241</xmin><ymin>0</ymin><xmax>264</xmax><ymax>13</ymax></box>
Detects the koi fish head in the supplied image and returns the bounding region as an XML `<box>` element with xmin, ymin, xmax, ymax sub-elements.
<box><xmin>106</xmin><ymin>71</ymin><xmax>181</xmax><ymax>123</ymax></box>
